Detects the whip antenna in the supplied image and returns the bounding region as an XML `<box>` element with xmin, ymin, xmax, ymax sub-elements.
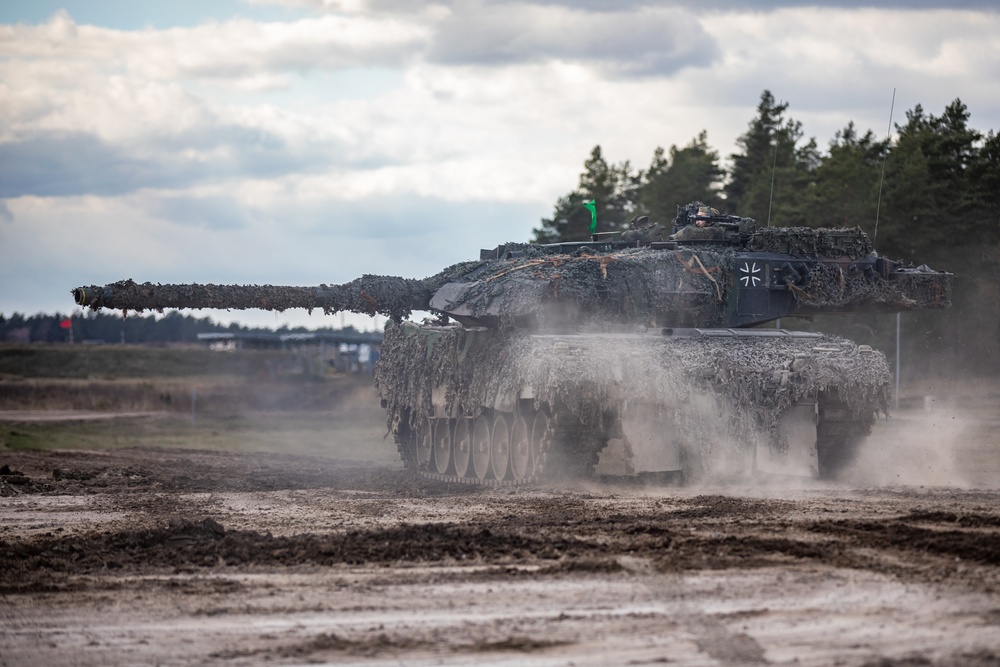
<box><xmin>766</xmin><ymin>108</ymin><xmax>780</xmax><ymax>227</ymax></box>
<box><xmin>873</xmin><ymin>88</ymin><xmax>896</xmax><ymax>250</ymax></box>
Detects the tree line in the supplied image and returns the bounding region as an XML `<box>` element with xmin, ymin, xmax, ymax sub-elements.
<box><xmin>0</xmin><ymin>311</ymin><xmax>362</xmax><ymax>345</ymax></box>
<box><xmin>533</xmin><ymin>90</ymin><xmax>999</xmax><ymax>378</ymax></box>
<box><xmin>4</xmin><ymin>92</ymin><xmax>997</xmax><ymax>378</ymax></box>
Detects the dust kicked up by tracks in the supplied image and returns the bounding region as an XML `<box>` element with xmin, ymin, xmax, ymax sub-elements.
<box><xmin>2</xmin><ymin>445</ymin><xmax>1000</xmax><ymax>667</ymax></box>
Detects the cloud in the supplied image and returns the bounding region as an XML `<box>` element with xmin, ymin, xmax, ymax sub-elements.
<box><xmin>2</xmin><ymin>2</ymin><xmax>999</xmax><ymax>330</ymax></box>
<box><xmin>0</xmin><ymin>63</ymin><xmax>420</xmax><ymax>198</ymax></box>
<box><xmin>144</xmin><ymin>195</ymin><xmax>255</xmax><ymax>231</ymax></box>
<box><xmin>3</xmin><ymin>6</ymin><xmax>996</xmax><ymax>206</ymax></box>
<box><xmin>0</xmin><ymin>124</ymin><xmax>354</xmax><ymax>198</ymax></box>
<box><xmin>246</xmin><ymin>1</ymin><xmax>719</xmax><ymax>77</ymax></box>
<box><xmin>424</xmin><ymin>4</ymin><xmax>715</xmax><ymax>76</ymax></box>
<box><xmin>260</xmin><ymin>192</ymin><xmax>543</xmax><ymax>244</ymax></box>
<box><xmin>0</xmin><ymin>133</ymin><xmax>170</xmax><ymax>198</ymax></box>
<box><xmin>252</xmin><ymin>0</ymin><xmax>1000</xmax><ymax>13</ymax></box>
<box><xmin>0</xmin><ymin>10</ymin><xmax>428</xmax><ymax>86</ymax></box>
<box><xmin>692</xmin><ymin>7</ymin><xmax>1000</xmax><ymax>138</ymax></box>
<box><xmin>0</xmin><ymin>190</ymin><xmax>543</xmax><ymax>327</ymax></box>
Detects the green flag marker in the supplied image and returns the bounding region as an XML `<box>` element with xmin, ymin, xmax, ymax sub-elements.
<box><xmin>584</xmin><ymin>199</ymin><xmax>597</xmax><ymax>234</ymax></box>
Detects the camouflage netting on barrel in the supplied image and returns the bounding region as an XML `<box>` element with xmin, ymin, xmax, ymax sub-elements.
<box><xmin>374</xmin><ymin>321</ymin><xmax>891</xmax><ymax>473</ymax></box>
<box><xmin>749</xmin><ymin>227</ymin><xmax>873</xmax><ymax>259</ymax></box>
<box><xmin>74</xmin><ymin>247</ymin><xmax>737</xmax><ymax>327</ymax></box>
<box><xmin>74</xmin><ymin>263</ymin><xmax>482</xmax><ymax>319</ymax></box>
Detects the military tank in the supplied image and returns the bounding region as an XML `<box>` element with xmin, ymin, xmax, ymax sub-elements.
<box><xmin>73</xmin><ymin>203</ymin><xmax>952</xmax><ymax>484</ymax></box>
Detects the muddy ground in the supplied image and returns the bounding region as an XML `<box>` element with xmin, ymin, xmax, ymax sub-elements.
<box><xmin>2</xmin><ymin>406</ymin><xmax>1000</xmax><ymax>667</ymax></box>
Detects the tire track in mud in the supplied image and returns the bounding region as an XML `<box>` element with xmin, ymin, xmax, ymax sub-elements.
<box><xmin>0</xmin><ymin>447</ymin><xmax>442</xmax><ymax>496</ymax></box>
<box><xmin>615</xmin><ymin>556</ymin><xmax>769</xmax><ymax>665</ymax></box>
<box><xmin>3</xmin><ymin>448</ymin><xmax>1000</xmax><ymax>594</ymax></box>
<box><xmin>3</xmin><ymin>448</ymin><xmax>1000</xmax><ymax>665</ymax></box>
<box><xmin>807</xmin><ymin>518</ymin><xmax>1000</xmax><ymax>566</ymax></box>
<box><xmin>209</xmin><ymin>630</ymin><xmax>570</xmax><ymax>661</ymax></box>
<box><xmin>3</xmin><ymin>491</ymin><xmax>999</xmax><ymax>595</ymax></box>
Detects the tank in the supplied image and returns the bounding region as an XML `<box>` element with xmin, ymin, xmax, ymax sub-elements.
<box><xmin>73</xmin><ymin>204</ymin><xmax>952</xmax><ymax>484</ymax></box>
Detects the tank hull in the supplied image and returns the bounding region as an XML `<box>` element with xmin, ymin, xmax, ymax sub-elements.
<box><xmin>375</xmin><ymin>321</ymin><xmax>891</xmax><ymax>483</ymax></box>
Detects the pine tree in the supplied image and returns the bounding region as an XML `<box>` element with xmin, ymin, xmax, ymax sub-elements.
<box><xmin>880</xmin><ymin>100</ymin><xmax>982</xmax><ymax>259</ymax></box>
<box><xmin>807</xmin><ymin>122</ymin><xmax>886</xmax><ymax>232</ymax></box>
<box><xmin>726</xmin><ymin>90</ymin><xmax>819</xmax><ymax>225</ymax></box>
<box><xmin>640</xmin><ymin>131</ymin><xmax>724</xmax><ymax>225</ymax></box>
<box><xmin>878</xmin><ymin>99</ymin><xmax>998</xmax><ymax>375</ymax></box>
<box><xmin>531</xmin><ymin>146</ymin><xmax>640</xmax><ymax>243</ymax></box>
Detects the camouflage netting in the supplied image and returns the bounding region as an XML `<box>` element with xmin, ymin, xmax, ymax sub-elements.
<box><xmin>748</xmin><ymin>227</ymin><xmax>873</xmax><ymax>259</ymax></box>
<box><xmin>789</xmin><ymin>263</ymin><xmax>913</xmax><ymax>309</ymax></box>
<box><xmin>887</xmin><ymin>270</ymin><xmax>953</xmax><ymax>310</ymax></box>
<box><xmin>435</xmin><ymin>246</ymin><xmax>740</xmax><ymax>329</ymax></box>
<box><xmin>72</xmin><ymin>264</ymin><xmax>481</xmax><ymax>319</ymax></box>
<box><xmin>72</xmin><ymin>249</ymin><xmax>738</xmax><ymax>328</ymax></box>
<box><xmin>374</xmin><ymin>321</ymin><xmax>891</xmax><ymax>474</ymax></box>
<box><xmin>434</xmin><ymin>243</ymin><xmax>943</xmax><ymax>325</ymax></box>
<box><xmin>74</xmin><ymin>235</ymin><xmax>947</xmax><ymax>326</ymax></box>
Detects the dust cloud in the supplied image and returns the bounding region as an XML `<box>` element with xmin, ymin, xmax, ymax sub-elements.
<box><xmin>603</xmin><ymin>386</ymin><xmax>999</xmax><ymax>494</ymax></box>
<box><xmin>843</xmin><ymin>408</ymin><xmax>979</xmax><ymax>488</ymax></box>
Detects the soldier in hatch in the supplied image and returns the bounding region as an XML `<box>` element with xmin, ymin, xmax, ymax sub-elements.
<box><xmin>694</xmin><ymin>205</ymin><xmax>720</xmax><ymax>227</ymax></box>
<box><xmin>672</xmin><ymin>201</ymin><xmax>718</xmax><ymax>232</ymax></box>
<box><xmin>669</xmin><ymin>203</ymin><xmax>726</xmax><ymax>242</ymax></box>
<box><xmin>621</xmin><ymin>215</ymin><xmax>667</xmax><ymax>243</ymax></box>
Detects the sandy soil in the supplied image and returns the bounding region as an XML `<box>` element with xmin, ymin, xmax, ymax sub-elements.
<box><xmin>2</xmin><ymin>413</ymin><xmax>1000</xmax><ymax>667</ymax></box>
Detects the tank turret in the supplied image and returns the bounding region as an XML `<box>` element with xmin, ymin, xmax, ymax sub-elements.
<box><xmin>73</xmin><ymin>208</ymin><xmax>952</xmax><ymax>484</ymax></box>
<box><xmin>75</xmin><ymin>224</ymin><xmax>949</xmax><ymax>330</ymax></box>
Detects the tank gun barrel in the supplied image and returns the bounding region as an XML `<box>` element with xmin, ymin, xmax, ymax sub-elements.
<box><xmin>72</xmin><ymin>276</ymin><xmax>437</xmax><ymax>320</ymax></box>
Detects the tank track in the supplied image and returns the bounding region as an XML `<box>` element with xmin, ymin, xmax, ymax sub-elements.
<box><xmin>395</xmin><ymin>404</ymin><xmax>607</xmax><ymax>487</ymax></box>
<box><xmin>816</xmin><ymin>390</ymin><xmax>876</xmax><ymax>479</ymax></box>
<box><xmin>417</xmin><ymin>469</ymin><xmax>542</xmax><ymax>488</ymax></box>
<box><xmin>394</xmin><ymin>394</ymin><xmax>879</xmax><ymax>485</ymax></box>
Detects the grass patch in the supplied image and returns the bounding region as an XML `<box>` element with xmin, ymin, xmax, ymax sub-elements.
<box><xmin>0</xmin><ymin>344</ymin><xmax>396</xmax><ymax>462</ymax></box>
<box><xmin>0</xmin><ymin>344</ymin><xmax>305</xmax><ymax>380</ymax></box>
<box><xmin>0</xmin><ymin>375</ymin><xmax>371</xmax><ymax>413</ymax></box>
<box><xmin>0</xmin><ymin>412</ymin><xmax>398</xmax><ymax>463</ymax></box>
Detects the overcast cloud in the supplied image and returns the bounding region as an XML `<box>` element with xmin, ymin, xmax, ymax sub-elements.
<box><xmin>1</xmin><ymin>1</ymin><xmax>997</xmax><ymax>331</ymax></box>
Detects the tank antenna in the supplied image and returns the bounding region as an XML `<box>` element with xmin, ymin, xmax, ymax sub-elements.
<box><xmin>766</xmin><ymin>117</ymin><xmax>779</xmax><ymax>228</ymax></box>
<box><xmin>769</xmin><ymin>124</ymin><xmax>779</xmax><ymax>329</ymax></box>
<box><xmin>873</xmin><ymin>88</ymin><xmax>896</xmax><ymax>250</ymax></box>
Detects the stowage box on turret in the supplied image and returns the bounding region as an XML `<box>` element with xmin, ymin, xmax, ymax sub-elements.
<box><xmin>74</xmin><ymin>204</ymin><xmax>951</xmax><ymax>484</ymax></box>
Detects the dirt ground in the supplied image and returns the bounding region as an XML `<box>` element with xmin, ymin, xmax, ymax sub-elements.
<box><xmin>2</xmin><ymin>402</ymin><xmax>1000</xmax><ymax>667</ymax></box>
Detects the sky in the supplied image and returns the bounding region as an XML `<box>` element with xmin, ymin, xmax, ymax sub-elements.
<box><xmin>2</xmin><ymin>0</ymin><xmax>998</xmax><ymax>332</ymax></box>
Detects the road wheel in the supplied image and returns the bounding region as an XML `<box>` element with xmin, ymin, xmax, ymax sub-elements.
<box><xmin>510</xmin><ymin>412</ymin><xmax>532</xmax><ymax>480</ymax></box>
<box><xmin>471</xmin><ymin>414</ymin><xmax>492</xmax><ymax>480</ymax></box>
<box><xmin>491</xmin><ymin>413</ymin><xmax>511</xmax><ymax>481</ymax></box>
<box><xmin>453</xmin><ymin>417</ymin><xmax>472</xmax><ymax>478</ymax></box>
<box><xmin>432</xmin><ymin>418</ymin><xmax>452</xmax><ymax>475</ymax></box>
